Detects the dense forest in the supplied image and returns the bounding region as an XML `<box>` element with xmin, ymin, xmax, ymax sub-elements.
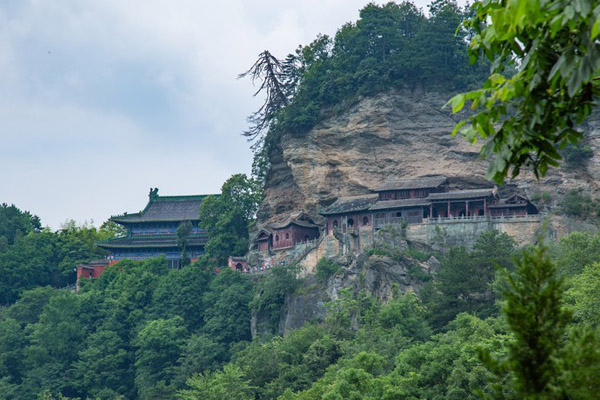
<box><xmin>2</xmin><ymin>201</ymin><xmax>600</xmax><ymax>399</ymax></box>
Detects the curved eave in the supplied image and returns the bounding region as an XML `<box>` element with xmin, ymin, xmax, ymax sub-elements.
<box><xmin>111</xmin><ymin>217</ymin><xmax>200</xmax><ymax>224</ymax></box>
<box><xmin>97</xmin><ymin>242</ymin><xmax>206</xmax><ymax>249</ymax></box>
<box><xmin>319</xmin><ymin>208</ymin><xmax>372</xmax><ymax>216</ymax></box>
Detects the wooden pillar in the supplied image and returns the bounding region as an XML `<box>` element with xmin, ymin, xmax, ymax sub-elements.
<box><xmin>484</xmin><ymin>198</ymin><xmax>487</xmax><ymax>216</ymax></box>
<box><xmin>447</xmin><ymin>201</ymin><xmax>451</xmax><ymax>218</ymax></box>
<box><xmin>466</xmin><ymin>200</ymin><xmax>469</xmax><ymax>217</ymax></box>
<box><xmin>430</xmin><ymin>204</ymin><xmax>433</xmax><ymax>219</ymax></box>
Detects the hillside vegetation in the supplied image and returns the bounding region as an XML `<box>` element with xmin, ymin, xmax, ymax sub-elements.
<box><xmin>243</xmin><ymin>0</ymin><xmax>489</xmax><ymax>179</ymax></box>
<box><xmin>3</xmin><ymin>0</ymin><xmax>600</xmax><ymax>398</ymax></box>
<box><xmin>2</xmin><ymin>202</ymin><xmax>600</xmax><ymax>399</ymax></box>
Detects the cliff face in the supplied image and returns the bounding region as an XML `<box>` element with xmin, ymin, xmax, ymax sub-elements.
<box><xmin>258</xmin><ymin>89</ymin><xmax>600</xmax><ymax>235</ymax></box>
<box><xmin>255</xmin><ymin>90</ymin><xmax>600</xmax><ymax>338</ymax></box>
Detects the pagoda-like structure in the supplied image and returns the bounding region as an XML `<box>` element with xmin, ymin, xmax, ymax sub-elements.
<box><xmin>98</xmin><ymin>188</ymin><xmax>210</xmax><ymax>268</ymax></box>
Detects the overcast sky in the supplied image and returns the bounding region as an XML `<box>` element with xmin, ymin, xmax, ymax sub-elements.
<box><xmin>1</xmin><ymin>0</ymin><xmax>440</xmax><ymax>229</ymax></box>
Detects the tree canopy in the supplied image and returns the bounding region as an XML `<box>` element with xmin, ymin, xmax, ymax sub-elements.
<box><xmin>241</xmin><ymin>1</ymin><xmax>489</xmax><ymax>179</ymax></box>
<box><xmin>449</xmin><ymin>0</ymin><xmax>600</xmax><ymax>183</ymax></box>
<box><xmin>198</xmin><ymin>174</ymin><xmax>263</xmax><ymax>265</ymax></box>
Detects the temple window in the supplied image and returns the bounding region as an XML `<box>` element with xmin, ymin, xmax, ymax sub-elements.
<box><xmin>348</xmin><ymin>218</ymin><xmax>354</xmax><ymax>227</ymax></box>
<box><xmin>333</xmin><ymin>220</ymin><xmax>338</xmax><ymax>229</ymax></box>
<box><xmin>275</xmin><ymin>235</ymin><xmax>279</xmax><ymax>242</ymax></box>
<box><xmin>285</xmin><ymin>233</ymin><xmax>289</xmax><ymax>239</ymax></box>
<box><xmin>362</xmin><ymin>216</ymin><xmax>369</xmax><ymax>226</ymax></box>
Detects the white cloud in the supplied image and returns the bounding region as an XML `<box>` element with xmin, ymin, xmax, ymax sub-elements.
<box><xmin>1</xmin><ymin>0</ymin><xmax>439</xmax><ymax>228</ymax></box>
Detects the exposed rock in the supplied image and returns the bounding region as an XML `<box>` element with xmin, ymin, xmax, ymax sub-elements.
<box><xmin>257</xmin><ymin>89</ymin><xmax>600</xmax><ymax>338</ymax></box>
<box><xmin>258</xmin><ymin>89</ymin><xmax>600</xmax><ymax>232</ymax></box>
<box><xmin>279</xmin><ymin>275</ymin><xmax>329</xmax><ymax>337</ymax></box>
<box><xmin>277</xmin><ymin>250</ymin><xmax>434</xmax><ymax>336</ymax></box>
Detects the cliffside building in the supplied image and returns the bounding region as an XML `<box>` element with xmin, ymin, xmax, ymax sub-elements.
<box><xmin>252</xmin><ymin>212</ymin><xmax>321</xmax><ymax>253</ymax></box>
<box><xmin>97</xmin><ymin>188</ymin><xmax>210</xmax><ymax>269</ymax></box>
<box><xmin>241</xmin><ymin>176</ymin><xmax>540</xmax><ymax>273</ymax></box>
<box><xmin>320</xmin><ymin>176</ymin><xmax>539</xmax><ymax>235</ymax></box>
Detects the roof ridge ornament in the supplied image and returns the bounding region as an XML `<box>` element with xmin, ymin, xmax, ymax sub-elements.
<box><xmin>149</xmin><ymin>187</ymin><xmax>159</xmax><ymax>200</ymax></box>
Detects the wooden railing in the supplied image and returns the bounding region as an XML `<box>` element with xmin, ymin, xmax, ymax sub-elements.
<box><xmin>373</xmin><ymin>213</ymin><xmax>541</xmax><ymax>228</ymax></box>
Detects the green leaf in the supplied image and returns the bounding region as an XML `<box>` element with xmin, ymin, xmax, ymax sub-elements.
<box><xmin>451</xmin><ymin>120</ymin><xmax>468</xmax><ymax>137</ymax></box>
<box><xmin>450</xmin><ymin>94</ymin><xmax>466</xmax><ymax>113</ymax></box>
<box><xmin>592</xmin><ymin>19</ymin><xmax>600</xmax><ymax>40</ymax></box>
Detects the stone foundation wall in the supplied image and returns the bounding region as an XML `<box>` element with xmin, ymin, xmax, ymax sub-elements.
<box><xmin>251</xmin><ymin>215</ymin><xmax>542</xmax><ymax>274</ymax></box>
<box><xmin>406</xmin><ymin>215</ymin><xmax>542</xmax><ymax>250</ymax></box>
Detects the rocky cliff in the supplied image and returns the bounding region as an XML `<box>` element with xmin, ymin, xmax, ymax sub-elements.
<box><xmin>258</xmin><ymin>89</ymin><xmax>600</xmax><ymax>236</ymax></box>
<box><xmin>253</xmin><ymin>90</ymin><xmax>600</xmax><ymax>337</ymax></box>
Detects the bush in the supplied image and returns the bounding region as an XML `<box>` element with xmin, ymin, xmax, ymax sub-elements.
<box><xmin>316</xmin><ymin>258</ymin><xmax>341</xmax><ymax>283</ymax></box>
<box><xmin>559</xmin><ymin>189</ymin><xmax>600</xmax><ymax>220</ymax></box>
<box><xmin>562</xmin><ymin>142</ymin><xmax>594</xmax><ymax>167</ymax></box>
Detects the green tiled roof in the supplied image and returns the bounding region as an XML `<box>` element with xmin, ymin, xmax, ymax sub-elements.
<box><xmin>111</xmin><ymin>193</ymin><xmax>216</xmax><ymax>224</ymax></box>
<box><xmin>97</xmin><ymin>233</ymin><xmax>208</xmax><ymax>249</ymax></box>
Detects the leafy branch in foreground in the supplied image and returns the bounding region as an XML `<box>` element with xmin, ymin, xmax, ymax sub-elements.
<box><xmin>448</xmin><ymin>0</ymin><xmax>600</xmax><ymax>183</ymax></box>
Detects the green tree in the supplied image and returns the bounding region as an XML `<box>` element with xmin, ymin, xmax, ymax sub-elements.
<box><xmin>177</xmin><ymin>334</ymin><xmax>228</xmax><ymax>384</ymax></box>
<box><xmin>481</xmin><ymin>242</ymin><xmax>584</xmax><ymax>399</ymax></box>
<box><xmin>566</xmin><ymin>262</ymin><xmax>600</xmax><ymax>326</ymax></box>
<box><xmin>73</xmin><ymin>329</ymin><xmax>132</xmax><ymax>400</ymax></box>
<box><xmin>0</xmin><ymin>203</ymin><xmax>41</xmax><ymax>245</ymax></box>
<box><xmin>98</xmin><ymin>219</ymin><xmax>127</xmax><ymax>239</ymax></box>
<box><xmin>391</xmin><ymin>314</ymin><xmax>504</xmax><ymax>400</ymax></box>
<box><xmin>449</xmin><ymin>0</ymin><xmax>600</xmax><ymax>182</ymax></box>
<box><xmin>134</xmin><ymin>317</ymin><xmax>187</xmax><ymax>400</ymax></box>
<box><xmin>6</xmin><ymin>286</ymin><xmax>60</xmax><ymax>326</ymax></box>
<box><xmin>151</xmin><ymin>265</ymin><xmax>212</xmax><ymax>332</ymax></box>
<box><xmin>250</xmin><ymin>265</ymin><xmax>299</xmax><ymax>333</ymax></box>
<box><xmin>178</xmin><ymin>364</ymin><xmax>254</xmax><ymax>400</ymax></box>
<box><xmin>552</xmin><ymin>231</ymin><xmax>600</xmax><ymax>277</ymax></box>
<box><xmin>177</xmin><ymin>221</ymin><xmax>193</xmax><ymax>267</ymax></box>
<box><xmin>198</xmin><ymin>174</ymin><xmax>263</xmax><ymax>264</ymax></box>
<box><xmin>0</xmin><ymin>318</ymin><xmax>27</xmax><ymax>391</ymax></box>
<box><xmin>430</xmin><ymin>230</ymin><xmax>515</xmax><ymax>328</ymax></box>
<box><xmin>202</xmin><ymin>268</ymin><xmax>253</xmax><ymax>346</ymax></box>
<box><xmin>21</xmin><ymin>292</ymin><xmax>86</xmax><ymax>399</ymax></box>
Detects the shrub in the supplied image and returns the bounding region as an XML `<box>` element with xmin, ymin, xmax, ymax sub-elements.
<box><xmin>559</xmin><ymin>189</ymin><xmax>600</xmax><ymax>219</ymax></box>
<box><xmin>316</xmin><ymin>258</ymin><xmax>341</xmax><ymax>283</ymax></box>
<box><xmin>562</xmin><ymin>142</ymin><xmax>594</xmax><ymax>167</ymax></box>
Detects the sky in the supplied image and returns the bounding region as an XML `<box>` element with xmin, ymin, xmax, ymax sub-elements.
<box><xmin>1</xmin><ymin>0</ymin><xmax>438</xmax><ymax>229</ymax></box>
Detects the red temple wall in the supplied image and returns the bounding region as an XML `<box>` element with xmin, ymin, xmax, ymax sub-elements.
<box><xmin>292</xmin><ymin>226</ymin><xmax>320</xmax><ymax>243</ymax></box>
<box><xmin>76</xmin><ymin>264</ymin><xmax>107</xmax><ymax>280</ymax></box>
<box><xmin>273</xmin><ymin>226</ymin><xmax>294</xmax><ymax>248</ymax></box>
<box><xmin>326</xmin><ymin>213</ymin><xmax>372</xmax><ymax>234</ymax></box>
<box><xmin>273</xmin><ymin>226</ymin><xmax>320</xmax><ymax>249</ymax></box>
<box><xmin>257</xmin><ymin>240</ymin><xmax>270</xmax><ymax>252</ymax></box>
<box><xmin>228</xmin><ymin>257</ymin><xmax>248</xmax><ymax>272</ymax></box>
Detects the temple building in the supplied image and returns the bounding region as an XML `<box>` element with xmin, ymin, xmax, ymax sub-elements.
<box><xmin>97</xmin><ymin>188</ymin><xmax>210</xmax><ymax>269</ymax></box>
<box><xmin>252</xmin><ymin>212</ymin><xmax>321</xmax><ymax>254</ymax></box>
<box><xmin>320</xmin><ymin>176</ymin><xmax>539</xmax><ymax>233</ymax></box>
